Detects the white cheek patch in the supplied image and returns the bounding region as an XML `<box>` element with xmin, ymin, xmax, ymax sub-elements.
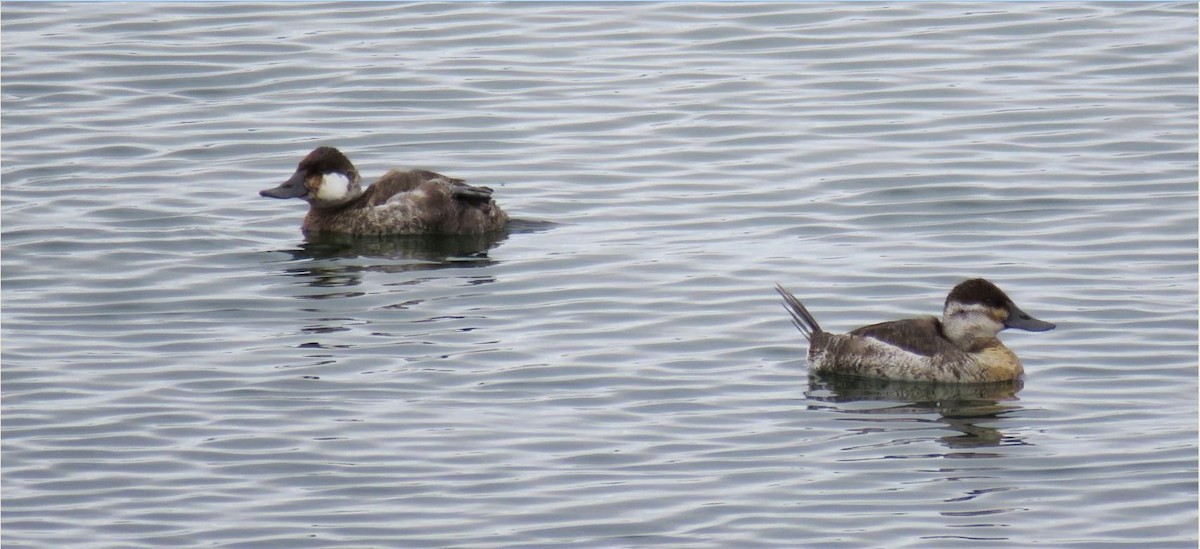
<box><xmin>315</xmin><ymin>172</ymin><xmax>351</xmax><ymax>201</ymax></box>
<box><xmin>945</xmin><ymin>302</ymin><xmax>990</xmax><ymax>317</ymax></box>
<box><xmin>944</xmin><ymin>302</ymin><xmax>1004</xmax><ymax>340</ymax></box>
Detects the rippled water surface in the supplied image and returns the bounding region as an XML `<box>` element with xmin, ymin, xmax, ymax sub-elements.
<box><xmin>3</xmin><ymin>2</ymin><xmax>1197</xmax><ymax>547</ymax></box>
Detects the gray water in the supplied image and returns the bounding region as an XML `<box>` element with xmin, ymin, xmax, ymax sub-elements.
<box><xmin>2</xmin><ymin>2</ymin><xmax>1197</xmax><ymax>548</ymax></box>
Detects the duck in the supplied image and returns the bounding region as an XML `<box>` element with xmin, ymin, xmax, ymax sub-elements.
<box><xmin>774</xmin><ymin>278</ymin><xmax>1055</xmax><ymax>382</ymax></box>
<box><xmin>260</xmin><ymin>146</ymin><xmax>509</xmax><ymax>235</ymax></box>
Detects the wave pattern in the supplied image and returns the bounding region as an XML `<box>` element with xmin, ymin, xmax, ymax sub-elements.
<box><xmin>3</xmin><ymin>3</ymin><xmax>1196</xmax><ymax>548</ymax></box>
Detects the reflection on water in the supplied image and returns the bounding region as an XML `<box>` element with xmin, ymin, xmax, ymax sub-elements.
<box><xmin>291</xmin><ymin>229</ymin><xmax>511</xmax><ymax>264</ymax></box>
<box><xmin>268</xmin><ymin>220</ymin><xmax>556</xmax><ymax>289</ymax></box>
<box><xmin>275</xmin><ymin>230</ymin><xmax>506</xmax><ymax>289</ymax></box>
<box><xmin>807</xmin><ymin>373</ymin><xmax>1026</xmax><ymax>449</ymax></box>
<box><xmin>4</xmin><ymin>1</ymin><xmax>1193</xmax><ymax>545</ymax></box>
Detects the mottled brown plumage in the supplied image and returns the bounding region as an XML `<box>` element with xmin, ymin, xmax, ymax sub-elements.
<box><xmin>261</xmin><ymin>147</ymin><xmax>508</xmax><ymax>236</ymax></box>
<box><xmin>776</xmin><ymin>279</ymin><xmax>1054</xmax><ymax>383</ymax></box>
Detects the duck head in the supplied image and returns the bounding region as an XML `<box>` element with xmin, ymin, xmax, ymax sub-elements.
<box><xmin>941</xmin><ymin>278</ymin><xmax>1055</xmax><ymax>345</ymax></box>
<box><xmin>260</xmin><ymin>146</ymin><xmax>362</xmax><ymax>207</ymax></box>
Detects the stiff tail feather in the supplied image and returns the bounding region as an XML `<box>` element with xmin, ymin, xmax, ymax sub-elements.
<box><xmin>450</xmin><ymin>184</ymin><xmax>495</xmax><ymax>205</ymax></box>
<box><xmin>774</xmin><ymin>284</ymin><xmax>822</xmax><ymax>342</ymax></box>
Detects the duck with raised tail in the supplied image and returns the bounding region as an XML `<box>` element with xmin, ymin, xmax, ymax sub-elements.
<box><xmin>775</xmin><ymin>278</ymin><xmax>1055</xmax><ymax>382</ymax></box>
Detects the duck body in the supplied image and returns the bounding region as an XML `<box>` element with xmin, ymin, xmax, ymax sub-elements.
<box><xmin>261</xmin><ymin>147</ymin><xmax>508</xmax><ymax>236</ymax></box>
<box><xmin>775</xmin><ymin>278</ymin><xmax>1055</xmax><ymax>383</ymax></box>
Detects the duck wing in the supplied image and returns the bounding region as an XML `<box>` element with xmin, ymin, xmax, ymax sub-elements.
<box><xmin>358</xmin><ymin>170</ymin><xmax>427</xmax><ymax>206</ymax></box>
<box><xmin>848</xmin><ymin>316</ymin><xmax>956</xmax><ymax>357</ymax></box>
<box><xmin>373</xmin><ymin>169</ymin><xmax>495</xmax><ymax>205</ymax></box>
<box><xmin>412</xmin><ymin>170</ymin><xmax>495</xmax><ymax>205</ymax></box>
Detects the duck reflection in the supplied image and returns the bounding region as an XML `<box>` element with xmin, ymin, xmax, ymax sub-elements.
<box><xmin>272</xmin><ymin>229</ymin><xmax>507</xmax><ymax>290</ymax></box>
<box><xmin>806</xmin><ymin>372</ymin><xmax>1025</xmax><ymax>449</ymax></box>
<box><xmin>271</xmin><ymin>220</ymin><xmax>557</xmax><ymax>289</ymax></box>
<box><xmin>297</xmin><ymin>229</ymin><xmax>509</xmax><ymax>264</ymax></box>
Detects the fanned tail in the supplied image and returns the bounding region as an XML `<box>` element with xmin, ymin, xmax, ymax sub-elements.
<box><xmin>774</xmin><ymin>284</ymin><xmax>823</xmax><ymax>342</ymax></box>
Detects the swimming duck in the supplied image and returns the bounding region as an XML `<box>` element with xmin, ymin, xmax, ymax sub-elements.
<box><xmin>775</xmin><ymin>278</ymin><xmax>1055</xmax><ymax>382</ymax></box>
<box><xmin>260</xmin><ymin>146</ymin><xmax>509</xmax><ymax>235</ymax></box>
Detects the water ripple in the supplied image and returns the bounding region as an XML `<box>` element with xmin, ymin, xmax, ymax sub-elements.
<box><xmin>3</xmin><ymin>2</ymin><xmax>1196</xmax><ymax>548</ymax></box>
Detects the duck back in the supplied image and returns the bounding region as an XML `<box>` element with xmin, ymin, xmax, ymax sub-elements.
<box><xmin>303</xmin><ymin>169</ymin><xmax>508</xmax><ymax>235</ymax></box>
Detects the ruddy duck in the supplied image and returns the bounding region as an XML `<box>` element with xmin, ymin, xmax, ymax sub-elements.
<box><xmin>775</xmin><ymin>278</ymin><xmax>1055</xmax><ymax>382</ymax></box>
<box><xmin>260</xmin><ymin>147</ymin><xmax>509</xmax><ymax>235</ymax></box>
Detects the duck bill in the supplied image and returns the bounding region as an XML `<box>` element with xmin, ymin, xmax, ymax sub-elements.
<box><xmin>1005</xmin><ymin>301</ymin><xmax>1056</xmax><ymax>332</ymax></box>
<box><xmin>260</xmin><ymin>170</ymin><xmax>308</xmax><ymax>199</ymax></box>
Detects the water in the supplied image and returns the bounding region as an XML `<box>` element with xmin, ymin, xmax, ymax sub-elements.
<box><xmin>3</xmin><ymin>2</ymin><xmax>1196</xmax><ymax>547</ymax></box>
